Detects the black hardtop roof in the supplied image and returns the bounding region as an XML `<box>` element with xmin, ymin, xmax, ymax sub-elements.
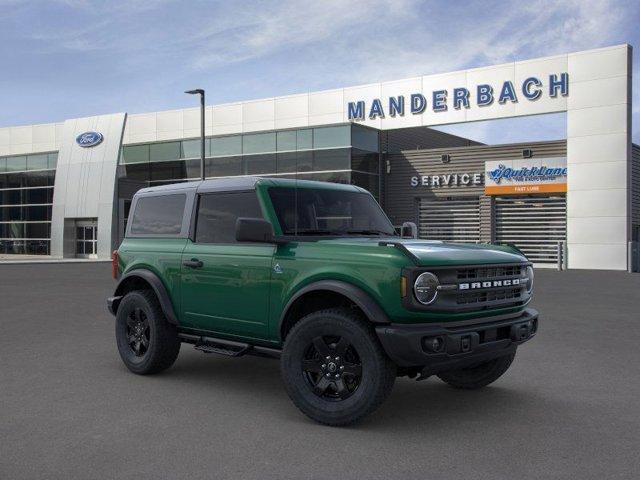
<box><xmin>135</xmin><ymin>177</ymin><xmax>366</xmax><ymax>196</ymax></box>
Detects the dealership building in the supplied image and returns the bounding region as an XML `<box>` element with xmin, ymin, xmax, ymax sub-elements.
<box><xmin>0</xmin><ymin>44</ymin><xmax>637</xmax><ymax>271</ymax></box>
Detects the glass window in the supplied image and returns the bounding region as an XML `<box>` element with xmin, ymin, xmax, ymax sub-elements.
<box><xmin>195</xmin><ymin>192</ymin><xmax>263</xmax><ymax>244</ymax></box>
<box><xmin>352</xmin><ymin>126</ymin><xmax>379</xmax><ymax>152</ymax></box>
<box><xmin>244</xmin><ymin>154</ymin><xmax>276</xmax><ymax>175</ymax></box>
<box><xmin>27</xmin><ymin>154</ymin><xmax>49</xmax><ymax>171</ymax></box>
<box><xmin>122</xmin><ymin>145</ymin><xmax>150</xmax><ymax>164</ymax></box>
<box><xmin>6</xmin><ymin>156</ymin><xmax>27</xmax><ymax>172</ymax></box>
<box><xmin>26</xmin><ymin>240</ymin><xmax>50</xmax><ymax>255</ymax></box>
<box><xmin>313</xmin><ymin>126</ymin><xmax>350</xmax><ymax>149</ymax></box>
<box><xmin>119</xmin><ymin>163</ymin><xmax>150</xmax><ymax>182</ymax></box>
<box><xmin>129</xmin><ymin>194</ymin><xmax>186</xmax><ymax>236</ymax></box>
<box><xmin>150</xmin><ymin>161</ymin><xmax>187</xmax><ymax>182</ymax></box>
<box><xmin>211</xmin><ymin>136</ymin><xmax>241</xmax><ymax>157</ymax></box>
<box><xmin>181</xmin><ymin>139</ymin><xmax>210</xmax><ymax>159</ymax></box>
<box><xmin>206</xmin><ymin>157</ymin><xmax>242</xmax><ymax>177</ymax></box>
<box><xmin>276</xmin><ymin>152</ymin><xmax>297</xmax><ymax>173</ymax></box>
<box><xmin>276</xmin><ymin>131</ymin><xmax>297</xmax><ymax>151</ymax></box>
<box><xmin>313</xmin><ymin>149</ymin><xmax>350</xmax><ymax>171</ymax></box>
<box><xmin>48</xmin><ymin>153</ymin><xmax>58</xmax><ymax>170</ymax></box>
<box><xmin>27</xmin><ymin>222</ymin><xmax>50</xmax><ymax>239</ymax></box>
<box><xmin>297</xmin><ymin>129</ymin><xmax>312</xmax><ymax>150</ymax></box>
<box><xmin>150</xmin><ymin>142</ymin><xmax>181</xmax><ymax>162</ymax></box>
<box><xmin>243</xmin><ymin>133</ymin><xmax>276</xmax><ymax>154</ymax></box>
<box><xmin>267</xmin><ymin>187</ymin><xmax>394</xmax><ymax>236</ymax></box>
<box><xmin>184</xmin><ymin>159</ymin><xmax>202</xmax><ymax>179</ymax></box>
<box><xmin>351</xmin><ymin>150</ymin><xmax>379</xmax><ymax>173</ymax></box>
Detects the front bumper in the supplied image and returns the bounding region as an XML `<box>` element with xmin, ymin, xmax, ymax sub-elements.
<box><xmin>375</xmin><ymin>308</ymin><xmax>538</xmax><ymax>373</ymax></box>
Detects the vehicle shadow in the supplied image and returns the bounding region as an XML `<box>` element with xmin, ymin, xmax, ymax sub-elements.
<box><xmin>164</xmin><ymin>349</ymin><xmax>548</xmax><ymax>432</ymax></box>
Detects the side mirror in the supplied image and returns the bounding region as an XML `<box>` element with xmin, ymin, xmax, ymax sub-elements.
<box><xmin>401</xmin><ymin>221</ymin><xmax>418</xmax><ymax>239</ymax></box>
<box><xmin>236</xmin><ymin>218</ymin><xmax>275</xmax><ymax>243</ymax></box>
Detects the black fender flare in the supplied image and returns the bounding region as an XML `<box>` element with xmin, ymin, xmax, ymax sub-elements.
<box><xmin>279</xmin><ymin>280</ymin><xmax>390</xmax><ymax>334</ymax></box>
<box><xmin>111</xmin><ymin>270</ymin><xmax>179</xmax><ymax>325</ymax></box>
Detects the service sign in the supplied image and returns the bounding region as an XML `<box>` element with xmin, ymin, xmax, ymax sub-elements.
<box><xmin>485</xmin><ymin>157</ymin><xmax>567</xmax><ymax>195</ymax></box>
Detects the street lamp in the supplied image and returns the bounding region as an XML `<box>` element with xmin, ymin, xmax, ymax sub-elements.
<box><xmin>185</xmin><ymin>88</ymin><xmax>205</xmax><ymax>180</ymax></box>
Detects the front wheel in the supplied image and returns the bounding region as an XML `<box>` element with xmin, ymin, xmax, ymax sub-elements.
<box><xmin>437</xmin><ymin>351</ymin><xmax>516</xmax><ymax>390</ymax></box>
<box><xmin>281</xmin><ymin>308</ymin><xmax>396</xmax><ymax>426</ymax></box>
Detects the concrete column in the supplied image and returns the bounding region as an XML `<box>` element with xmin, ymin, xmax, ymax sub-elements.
<box><xmin>566</xmin><ymin>45</ymin><xmax>632</xmax><ymax>270</ymax></box>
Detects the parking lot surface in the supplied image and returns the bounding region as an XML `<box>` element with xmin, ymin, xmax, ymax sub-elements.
<box><xmin>1</xmin><ymin>263</ymin><xmax>639</xmax><ymax>479</ymax></box>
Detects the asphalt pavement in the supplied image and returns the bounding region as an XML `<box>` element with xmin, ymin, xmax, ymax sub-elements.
<box><xmin>1</xmin><ymin>263</ymin><xmax>639</xmax><ymax>479</ymax></box>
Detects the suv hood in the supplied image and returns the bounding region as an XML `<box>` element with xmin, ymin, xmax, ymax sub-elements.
<box><xmin>317</xmin><ymin>237</ymin><xmax>528</xmax><ymax>266</ymax></box>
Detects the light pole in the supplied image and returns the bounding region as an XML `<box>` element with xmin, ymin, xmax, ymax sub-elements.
<box><xmin>185</xmin><ymin>88</ymin><xmax>205</xmax><ymax>180</ymax></box>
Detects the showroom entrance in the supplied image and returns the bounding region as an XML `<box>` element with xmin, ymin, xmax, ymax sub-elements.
<box><xmin>75</xmin><ymin>220</ymin><xmax>98</xmax><ymax>259</ymax></box>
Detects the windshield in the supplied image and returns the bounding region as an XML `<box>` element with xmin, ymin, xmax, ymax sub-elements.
<box><xmin>268</xmin><ymin>186</ymin><xmax>396</xmax><ymax>236</ymax></box>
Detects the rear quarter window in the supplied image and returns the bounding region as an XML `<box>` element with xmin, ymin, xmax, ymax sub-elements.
<box><xmin>129</xmin><ymin>194</ymin><xmax>186</xmax><ymax>236</ymax></box>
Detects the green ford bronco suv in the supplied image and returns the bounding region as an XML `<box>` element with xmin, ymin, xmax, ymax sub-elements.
<box><xmin>108</xmin><ymin>177</ymin><xmax>537</xmax><ymax>425</ymax></box>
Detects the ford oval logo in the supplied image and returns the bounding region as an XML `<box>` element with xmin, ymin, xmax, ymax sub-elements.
<box><xmin>76</xmin><ymin>131</ymin><xmax>103</xmax><ymax>148</ymax></box>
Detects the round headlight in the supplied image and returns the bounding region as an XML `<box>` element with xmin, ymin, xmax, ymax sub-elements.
<box><xmin>525</xmin><ymin>265</ymin><xmax>534</xmax><ymax>293</ymax></box>
<box><xmin>414</xmin><ymin>272</ymin><xmax>439</xmax><ymax>305</ymax></box>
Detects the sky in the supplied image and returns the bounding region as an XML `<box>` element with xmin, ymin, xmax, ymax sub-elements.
<box><xmin>0</xmin><ymin>0</ymin><xmax>638</xmax><ymax>144</ymax></box>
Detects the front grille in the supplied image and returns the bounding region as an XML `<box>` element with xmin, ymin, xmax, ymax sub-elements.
<box><xmin>457</xmin><ymin>287</ymin><xmax>522</xmax><ymax>305</ymax></box>
<box><xmin>457</xmin><ymin>265</ymin><xmax>523</xmax><ymax>281</ymax></box>
<box><xmin>404</xmin><ymin>262</ymin><xmax>531</xmax><ymax>313</ymax></box>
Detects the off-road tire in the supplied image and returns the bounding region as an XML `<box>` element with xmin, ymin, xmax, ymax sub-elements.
<box><xmin>281</xmin><ymin>308</ymin><xmax>396</xmax><ymax>426</ymax></box>
<box><xmin>437</xmin><ymin>350</ymin><xmax>516</xmax><ymax>390</ymax></box>
<box><xmin>115</xmin><ymin>290</ymin><xmax>180</xmax><ymax>375</ymax></box>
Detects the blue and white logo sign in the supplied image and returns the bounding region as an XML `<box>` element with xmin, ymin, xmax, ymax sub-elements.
<box><xmin>76</xmin><ymin>131</ymin><xmax>103</xmax><ymax>148</ymax></box>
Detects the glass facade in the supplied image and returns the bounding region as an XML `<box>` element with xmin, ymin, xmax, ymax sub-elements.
<box><xmin>117</xmin><ymin>124</ymin><xmax>380</xmax><ymax>244</ymax></box>
<box><xmin>118</xmin><ymin>123</ymin><xmax>380</xmax><ymax>196</ymax></box>
<box><xmin>0</xmin><ymin>152</ymin><xmax>57</xmax><ymax>255</ymax></box>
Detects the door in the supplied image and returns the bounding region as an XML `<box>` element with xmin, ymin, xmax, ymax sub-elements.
<box><xmin>180</xmin><ymin>191</ymin><xmax>275</xmax><ymax>339</ymax></box>
<box><xmin>76</xmin><ymin>220</ymin><xmax>98</xmax><ymax>258</ymax></box>
<box><xmin>494</xmin><ymin>194</ymin><xmax>567</xmax><ymax>264</ymax></box>
<box><xmin>419</xmin><ymin>196</ymin><xmax>480</xmax><ymax>243</ymax></box>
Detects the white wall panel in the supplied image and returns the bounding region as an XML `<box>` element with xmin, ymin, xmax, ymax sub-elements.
<box><xmin>568</xmin><ymin>244</ymin><xmax>628</xmax><ymax>271</ymax></box>
<box><xmin>567</xmin><ymin>188</ymin><xmax>627</xmax><ymax>218</ymax></box>
<box><xmin>567</xmin><ymin>104</ymin><xmax>628</xmax><ymax>138</ymax></box>
<box><xmin>567</xmin><ymin>161</ymin><xmax>627</xmax><ymax>191</ymax></box>
<box><xmin>567</xmin><ymin>132</ymin><xmax>628</xmax><ymax>164</ymax></box>
<box><xmin>379</xmin><ymin>77</ymin><xmax>423</xmax><ymax>129</ymax></box>
<box><xmin>275</xmin><ymin>94</ymin><xmax>308</xmax><ymax>120</ymax></box>
<box><xmin>568</xmin><ymin>46</ymin><xmax>629</xmax><ymax>82</ymax></box>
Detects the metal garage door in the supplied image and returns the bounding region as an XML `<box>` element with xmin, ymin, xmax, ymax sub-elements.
<box><xmin>495</xmin><ymin>195</ymin><xmax>567</xmax><ymax>264</ymax></box>
<box><xmin>419</xmin><ymin>196</ymin><xmax>480</xmax><ymax>243</ymax></box>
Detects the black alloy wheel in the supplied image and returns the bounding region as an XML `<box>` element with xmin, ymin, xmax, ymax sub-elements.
<box><xmin>126</xmin><ymin>308</ymin><xmax>150</xmax><ymax>357</ymax></box>
<box><xmin>302</xmin><ymin>335</ymin><xmax>363</xmax><ymax>401</ymax></box>
<box><xmin>115</xmin><ymin>290</ymin><xmax>180</xmax><ymax>375</ymax></box>
<box><xmin>281</xmin><ymin>308</ymin><xmax>396</xmax><ymax>426</ymax></box>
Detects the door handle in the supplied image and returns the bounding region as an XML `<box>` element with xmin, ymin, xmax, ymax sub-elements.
<box><xmin>183</xmin><ymin>258</ymin><xmax>203</xmax><ymax>269</ymax></box>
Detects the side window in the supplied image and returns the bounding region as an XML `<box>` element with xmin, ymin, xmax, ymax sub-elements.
<box><xmin>129</xmin><ymin>194</ymin><xmax>186</xmax><ymax>236</ymax></box>
<box><xmin>195</xmin><ymin>192</ymin><xmax>263</xmax><ymax>244</ymax></box>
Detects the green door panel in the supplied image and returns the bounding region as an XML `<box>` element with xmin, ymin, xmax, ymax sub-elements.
<box><xmin>180</xmin><ymin>241</ymin><xmax>275</xmax><ymax>338</ymax></box>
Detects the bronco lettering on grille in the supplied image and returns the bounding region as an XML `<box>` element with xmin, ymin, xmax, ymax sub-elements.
<box><xmin>459</xmin><ymin>278</ymin><xmax>521</xmax><ymax>290</ymax></box>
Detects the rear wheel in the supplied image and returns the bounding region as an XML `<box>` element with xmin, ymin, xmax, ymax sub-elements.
<box><xmin>115</xmin><ymin>290</ymin><xmax>180</xmax><ymax>375</ymax></box>
<box><xmin>437</xmin><ymin>351</ymin><xmax>516</xmax><ymax>389</ymax></box>
<box><xmin>281</xmin><ymin>308</ymin><xmax>396</xmax><ymax>426</ymax></box>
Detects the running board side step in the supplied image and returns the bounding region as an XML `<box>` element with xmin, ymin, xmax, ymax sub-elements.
<box><xmin>178</xmin><ymin>333</ymin><xmax>281</xmax><ymax>359</ymax></box>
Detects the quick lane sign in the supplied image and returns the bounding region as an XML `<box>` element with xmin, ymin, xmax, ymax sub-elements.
<box><xmin>348</xmin><ymin>73</ymin><xmax>569</xmax><ymax>120</ymax></box>
<box><xmin>485</xmin><ymin>157</ymin><xmax>567</xmax><ymax>195</ymax></box>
